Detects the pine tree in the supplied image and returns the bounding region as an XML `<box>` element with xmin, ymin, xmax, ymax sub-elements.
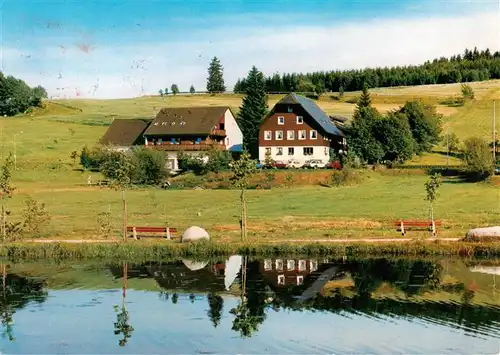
<box><xmin>189</xmin><ymin>85</ymin><xmax>195</xmax><ymax>94</ymax></box>
<box><xmin>357</xmin><ymin>85</ymin><xmax>372</xmax><ymax>107</ymax></box>
<box><xmin>206</xmin><ymin>57</ymin><xmax>226</xmax><ymax>93</ymax></box>
<box><xmin>237</xmin><ymin>66</ymin><xmax>268</xmax><ymax>159</ymax></box>
<box><xmin>346</xmin><ymin>86</ymin><xmax>384</xmax><ymax>163</ymax></box>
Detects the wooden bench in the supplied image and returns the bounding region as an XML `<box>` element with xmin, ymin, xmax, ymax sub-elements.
<box><xmin>126</xmin><ymin>226</ymin><xmax>177</xmax><ymax>240</ymax></box>
<box><xmin>394</xmin><ymin>220</ymin><xmax>442</xmax><ymax>236</ymax></box>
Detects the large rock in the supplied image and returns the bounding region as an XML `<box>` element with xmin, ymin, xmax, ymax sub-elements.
<box><xmin>463</xmin><ymin>226</ymin><xmax>500</xmax><ymax>242</ymax></box>
<box><xmin>181</xmin><ymin>226</ymin><xmax>210</xmax><ymax>243</ymax></box>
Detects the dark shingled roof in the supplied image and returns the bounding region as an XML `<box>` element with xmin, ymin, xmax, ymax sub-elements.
<box><xmin>143</xmin><ymin>106</ymin><xmax>229</xmax><ymax>136</ymax></box>
<box><xmin>277</xmin><ymin>93</ymin><xmax>345</xmax><ymax>137</ymax></box>
<box><xmin>99</xmin><ymin>118</ymin><xmax>152</xmax><ymax>146</ymax></box>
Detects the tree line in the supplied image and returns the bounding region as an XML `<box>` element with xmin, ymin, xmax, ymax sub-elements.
<box><xmin>234</xmin><ymin>47</ymin><xmax>500</xmax><ymax>94</ymax></box>
<box><xmin>0</xmin><ymin>72</ymin><xmax>48</xmax><ymax>116</ymax></box>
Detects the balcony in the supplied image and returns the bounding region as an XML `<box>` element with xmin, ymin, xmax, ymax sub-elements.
<box><xmin>210</xmin><ymin>129</ymin><xmax>226</xmax><ymax>137</ymax></box>
<box><xmin>146</xmin><ymin>142</ymin><xmax>225</xmax><ymax>151</ymax></box>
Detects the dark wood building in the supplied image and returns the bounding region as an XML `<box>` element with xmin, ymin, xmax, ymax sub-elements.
<box><xmin>259</xmin><ymin>93</ymin><xmax>346</xmax><ymax>164</ymax></box>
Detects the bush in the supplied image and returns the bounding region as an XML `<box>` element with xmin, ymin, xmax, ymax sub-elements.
<box><xmin>177</xmin><ymin>151</ymin><xmax>205</xmax><ymax>175</ymax></box>
<box><xmin>204</xmin><ymin>148</ymin><xmax>232</xmax><ymax>174</ymax></box>
<box><xmin>462</xmin><ymin>136</ymin><xmax>495</xmax><ymax>180</ymax></box>
<box><xmin>80</xmin><ymin>145</ymin><xmax>105</xmax><ymax>170</ymax></box>
<box><xmin>132</xmin><ymin>148</ymin><xmax>168</xmax><ymax>185</ymax></box>
<box><xmin>330</xmin><ymin>167</ymin><xmax>361</xmax><ymax>187</ymax></box>
<box><xmin>22</xmin><ymin>197</ymin><xmax>50</xmax><ymax>238</ymax></box>
<box><xmin>461</xmin><ymin>83</ymin><xmax>475</xmax><ymax>100</ymax></box>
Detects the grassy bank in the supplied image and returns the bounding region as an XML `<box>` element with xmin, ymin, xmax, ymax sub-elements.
<box><xmin>4</xmin><ymin>170</ymin><xmax>499</xmax><ymax>240</ymax></box>
<box><xmin>1</xmin><ymin>240</ymin><xmax>500</xmax><ymax>262</ymax></box>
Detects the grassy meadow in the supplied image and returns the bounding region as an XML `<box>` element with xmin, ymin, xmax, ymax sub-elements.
<box><xmin>0</xmin><ymin>80</ymin><xmax>499</xmax><ymax>245</ymax></box>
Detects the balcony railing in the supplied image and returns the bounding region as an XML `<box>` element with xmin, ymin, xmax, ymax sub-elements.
<box><xmin>210</xmin><ymin>129</ymin><xmax>226</xmax><ymax>136</ymax></box>
<box><xmin>146</xmin><ymin>142</ymin><xmax>225</xmax><ymax>151</ymax></box>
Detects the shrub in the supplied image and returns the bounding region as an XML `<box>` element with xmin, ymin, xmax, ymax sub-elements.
<box><xmin>97</xmin><ymin>210</ymin><xmax>113</xmax><ymax>238</ymax></box>
<box><xmin>80</xmin><ymin>145</ymin><xmax>105</xmax><ymax>170</ymax></box>
<box><xmin>462</xmin><ymin>137</ymin><xmax>494</xmax><ymax>180</ymax></box>
<box><xmin>177</xmin><ymin>151</ymin><xmax>205</xmax><ymax>175</ymax></box>
<box><xmin>461</xmin><ymin>83</ymin><xmax>475</xmax><ymax>100</ymax></box>
<box><xmin>22</xmin><ymin>197</ymin><xmax>50</xmax><ymax>238</ymax></box>
<box><xmin>203</xmin><ymin>148</ymin><xmax>232</xmax><ymax>174</ymax></box>
<box><xmin>330</xmin><ymin>167</ymin><xmax>361</xmax><ymax>187</ymax></box>
<box><xmin>132</xmin><ymin>148</ymin><xmax>167</xmax><ymax>185</ymax></box>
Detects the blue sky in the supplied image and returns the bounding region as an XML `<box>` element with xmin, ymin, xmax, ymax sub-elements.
<box><xmin>1</xmin><ymin>0</ymin><xmax>499</xmax><ymax>98</ymax></box>
<box><xmin>2</xmin><ymin>288</ymin><xmax>497</xmax><ymax>354</ymax></box>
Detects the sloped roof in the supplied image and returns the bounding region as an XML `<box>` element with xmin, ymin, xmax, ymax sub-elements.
<box><xmin>99</xmin><ymin>118</ymin><xmax>152</xmax><ymax>146</ymax></box>
<box><xmin>144</xmin><ymin>106</ymin><xmax>229</xmax><ymax>136</ymax></box>
<box><xmin>277</xmin><ymin>93</ymin><xmax>345</xmax><ymax>137</ymax></box>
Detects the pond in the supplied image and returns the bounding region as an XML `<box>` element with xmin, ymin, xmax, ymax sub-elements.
<box><xmin>0</xmin><ymin>256</ymin><xmax>499</xmax><ymax>354</ymax></box>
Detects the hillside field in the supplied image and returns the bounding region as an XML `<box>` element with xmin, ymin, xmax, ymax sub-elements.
<box><xmin>0</xmin><ymin>80</ymin><xmax>499</xmax><ymax>242</ymax></box>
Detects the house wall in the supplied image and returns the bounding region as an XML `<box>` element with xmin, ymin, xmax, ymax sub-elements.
<box><xmin>223</xmin><ymin>109</ymin><xmax>243</xmax><ymax>152</ymax></box>
<box><xmin>259</xmin><ymin>108</ymin><xmax>330</xmax><ymax>163</ymax></box>
<box><xmin>258</xmin><ymin>145</ymin><xmax>330</xmax><ymax>163</ymax></box>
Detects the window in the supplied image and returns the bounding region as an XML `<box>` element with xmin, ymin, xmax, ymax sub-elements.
<box><xmin>287</xmin><ymin>106</ymin><xmax>293</xmax><ymax>113</ymax></box>
<box><xmin>303</xmin><ymin>147</ymin><xmax>314</xmax><ymax>156</ymax></box>
<box><xmin>310</xmin><ymin>130</ymin><xmax>318</xmax><ymax>139</ymax></box>
<box><xmin>277</xmin><ymin>147</ymin><xmax>283</xmax><ymax>156</ymax></box>
<box><xmin>277</xmin><ymin>116</ymin><xmax>285</xmax><ymax>125</ymax></box>
<box><xmin>275</xmin><ymin>130</ymin><xmax>283</xmax><ymax>140</ymax></box>
<box><xmin>298</xmin><ymin>260</ymin><xmax>306</xmax><ymax>271</ymax></box>
<box><xmin>298</xmin><ymin>130</ymin><xmax>306</xmax><ymax>140</ymax></box>
<box><xmin>297</xmin><ymin>116</ymin><xmax>304</xmax><ymax>124</ymax></box>
<box><xmin>264</xmin><ymin>259</ymin><xmax>272</xmax><ymax>271</ymax></box>
<box><xmin>278</xmin><ymin>275</ymin><xmax>285</xmax><ymax>285</ymax></box>
<box><xmin>275</xmin><ymin>259</ymin><xmax>284</xmax><ymax>271</ymax></box>
<box><xmin>265</xmin><ymin>147</ymin><xmax>271</xmax><ymax>155</ymax></box>
<box><xmin>324</xmin><ymin>147</ymin><xmax>329</xmax><ymax>156</ymax></box>
<box><xmin>288</xmin><ymin>147</ymin><xmax>294</xmax><ymax>156</ymax></box>
<box><xmin>264</xmin><ymin>131</ymin><xmax>272</xmax><ymax>140</ymax></box>
<box><xmin>287</xmin><ymin>130</ymin><xmax>295</xmax><ymax>140</ymax></box>
<box><xmin>309</xmin><ymin>260</ymin><xmax>318</xmax><ymax>272</ymax></box>
<box><xmin>287</xmin><ymin>259</ymin><xmax>295</xmax><ymax>270</ymax></box>
<box><xmin>296</xmin><ymin>276</ymin><xmax>304</xmax><ymax>285</ymax></box>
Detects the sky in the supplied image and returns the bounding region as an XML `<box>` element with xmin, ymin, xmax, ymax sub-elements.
<box><xmin>1</xmin><ymin>0</ymin><xmax>500</xmax><ymax>99</ymax></box>
<box><xmin>4</xmin><ymin>289</ymin><xmax>498</xmax><ymax>353</ymax></box>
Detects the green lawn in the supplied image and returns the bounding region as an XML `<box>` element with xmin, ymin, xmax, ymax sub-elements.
<box><xmin>4</xmin><ymin>170</ymin><xmax>499</xmax><ymax>241</ymax></box>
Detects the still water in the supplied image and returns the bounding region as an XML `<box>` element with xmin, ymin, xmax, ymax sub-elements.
<box><xmin>0</xmin><ymin>256</ymin><xmax>499</xmax><ymax>354</ymax></box>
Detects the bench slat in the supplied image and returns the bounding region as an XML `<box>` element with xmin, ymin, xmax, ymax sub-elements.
<box><xmin>126</xmin><ymin>227</ymin><xmax>178</xmax><ymax>233</ymax></box>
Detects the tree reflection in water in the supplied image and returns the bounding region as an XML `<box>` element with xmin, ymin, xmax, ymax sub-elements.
<box><xmin>113</xmin><ymin>262</ymin><xmax>134</xmax><ymax>347</ymax></box>
<box><xmin>0</xmin><ymin>263</ymin><xmax>48</xmax><ymax>342</ymax></box>
<box><xmin>207</xmin><ymin>292</ymin><xmax>223</xmax><ymax>328</ymax></box>
<box><xmin>230</xmin><ymin>256</ymin><xmax>272</xmax><ymax>338</ymax></box>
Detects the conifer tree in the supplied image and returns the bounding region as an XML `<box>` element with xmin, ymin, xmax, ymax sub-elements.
<box><xmin>346</xmin><ymin>85</ymin><xmax>384</xmax><ymax>163</ymax></box>
<box><xmin>206</xmin><ymin>57</ymin><xmax>226</xmax><ymax>93</ymax></box>
<box><xmin>189</xmin><ymin>85</ymin><xmax>195</xmax><ymax>94</ymax></box>
<box><xmin>237</xmin><ymin>66</ymin><xmax>268</xmax><ymax>159</ymax></box>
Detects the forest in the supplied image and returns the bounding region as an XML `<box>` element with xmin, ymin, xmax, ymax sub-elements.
<box><xmin>233</xmin><ymin>47</ymin><xmax>500</xmax><ymax>93</ymax></box>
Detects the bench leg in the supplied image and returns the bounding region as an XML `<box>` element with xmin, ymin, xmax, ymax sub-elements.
<box><xmin>166</xmin><ymin>227</ymin><xmax>171</xmax><ymax>240</ymax></box>
<box><xmin>431</xmin><ymin>221</ymin><xmax>436</xmax><ymax>236</ymax></box>
<box><xmin>133</xmin><ymin>227</ymin><xmax>138</xmax><ymax>240</ymax></box>
<box><xmin>400</xmin><ymin>221</ymin><xmax>405</xmax><ymax>236</ymax></box>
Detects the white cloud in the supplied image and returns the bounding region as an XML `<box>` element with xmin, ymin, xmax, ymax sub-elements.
<box><xmin>2</xmin><ymin>11</ymin><xmax>499</xmax><ymax>99</ymax></box>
